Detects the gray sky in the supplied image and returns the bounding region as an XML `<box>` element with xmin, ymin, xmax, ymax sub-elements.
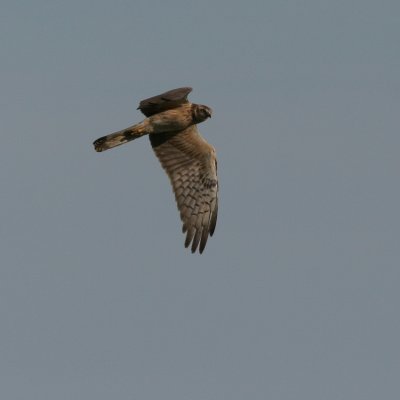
<box><xmin>1</xmin><ymin>0</ymin><xmax>399</xmax><ymax>399</ymax></box>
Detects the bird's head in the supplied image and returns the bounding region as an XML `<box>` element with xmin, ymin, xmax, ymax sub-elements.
<box><xmin>192</xmin><ymin>104</ymin><xmax>212</xmax><ymax>123</ymax></box>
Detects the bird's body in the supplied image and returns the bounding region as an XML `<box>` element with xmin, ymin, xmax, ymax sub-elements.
<box><xmin>93</xmin><ymin>103</ymin><xmax>212</xmax><ymax>152</ymax></box>
<box><xmin>93</xmin><ymin>87</ymin><xmax>218</xmax><ymax>253</ymax></box>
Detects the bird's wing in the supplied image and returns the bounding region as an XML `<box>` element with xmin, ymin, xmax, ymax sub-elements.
<box><xmin>138</xmin><ymin>87</ymin><xmax>192</xmax><ymax>117</ymax></box>
<box><xmin>149</xmin><ymin>125</ymin><xmax>218</xmax><ymax>253</ymax></box>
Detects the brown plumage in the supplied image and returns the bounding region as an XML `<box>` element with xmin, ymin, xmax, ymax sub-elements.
<box><xmin>93</xmin><ymin>87</ymin><xmax>218</xmax><ymax>254</ymax></box>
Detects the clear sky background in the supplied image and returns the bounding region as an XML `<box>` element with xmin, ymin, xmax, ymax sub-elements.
<box><xmin>1</xmin><ymin>0</ymin><xmax>399</xmax><ymax>399</ymax></box>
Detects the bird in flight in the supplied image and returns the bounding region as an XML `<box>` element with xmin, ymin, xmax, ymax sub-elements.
<box><xmin>93</xmin><ymin>87</ymin><xmax>218</xmax><ymax>254</ymax></box>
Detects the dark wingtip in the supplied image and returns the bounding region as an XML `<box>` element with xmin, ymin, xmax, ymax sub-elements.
<box><xmin>93</xmin><ymin>137</ymin><xmax>106</xmax><ymax>152</ymax></box>
<box><xmin>138</xmin><ymin>87</ymin><xmax>194</xmax><ymax>117</ymax></box>
<box><xmin>191</xmin><ymin>230</ymin><xmax>202</xmax><ymax>254</ymax></box>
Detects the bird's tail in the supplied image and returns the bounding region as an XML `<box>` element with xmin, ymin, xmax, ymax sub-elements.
<box><xmin>93</xmin><ymin>121</ymin><xmax>149</xmax><ymax>152</ymax></box>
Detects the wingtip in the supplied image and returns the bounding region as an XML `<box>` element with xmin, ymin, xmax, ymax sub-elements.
<box><xmin>93</xmin><ymin>138</ymin><xmax>105</xmax><ymax>152</ymax></box>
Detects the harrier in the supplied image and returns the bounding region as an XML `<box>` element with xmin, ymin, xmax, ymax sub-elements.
<box><xmin>93</xmin><ymin>87</ymin><xmax>218</xmax><ymax>254</ymax></box>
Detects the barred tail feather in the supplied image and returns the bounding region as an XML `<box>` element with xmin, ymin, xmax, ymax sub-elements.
<box><xmin>93</xmin><ymin>122</ymin><xmax>148</xmax><ymax>152</ymax></box>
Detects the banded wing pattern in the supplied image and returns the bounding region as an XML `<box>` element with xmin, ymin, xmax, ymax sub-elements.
<box><xmin>149</xmin><ymin>125</ymin><xmax>218</xmax><ymax>253</ymax></box>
